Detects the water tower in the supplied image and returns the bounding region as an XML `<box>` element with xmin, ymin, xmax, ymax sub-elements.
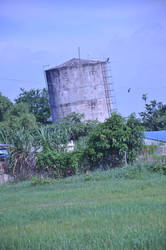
<box><xmin>45</xmin><ymin>58</ymin><xmax>115</xmax><ymax>122</ymax></box>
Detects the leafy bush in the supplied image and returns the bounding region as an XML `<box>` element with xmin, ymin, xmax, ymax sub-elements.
<box><xmin>36</xmin><ymin>149</ymin><xmax>83</xmax><ymax>178</ymax></box>
<box><xmin>83</xmin><ymin>113</ymin><xmax>144</xmax><ymax>170</ymax></box>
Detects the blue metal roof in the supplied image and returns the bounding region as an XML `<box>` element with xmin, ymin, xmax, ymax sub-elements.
<box><xmin>0</xmin><ymin>144</ymin><xmax>9</xmax><ymax>149</ymax></box>
<box><xmin>0</xmin><ymin>149</ymin><xmax>10</xmax><ymax>158</ymax></box>
<box><xmin>144</xmin><ymin>130</ymin><xmax>166</xmax><ymax>143</ymax></box>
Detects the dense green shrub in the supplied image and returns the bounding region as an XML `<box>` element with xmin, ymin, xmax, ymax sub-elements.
<box><xmin>83</xmin><ymin>113</ymin><xmax>144</xmax><ymax>170</ymax></box>
<box><xmin>36</xmin><ymin>149</ymin><xmax>83</xmax><ymax>178</ymax></box>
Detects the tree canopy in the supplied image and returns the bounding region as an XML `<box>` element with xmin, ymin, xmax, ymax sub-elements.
<box><xmin>0</xmin><ymin>92</ymin><xmax>13</xmax><ymax>122</ymax></box>
<box><xmin>140</xmin><ymin>95</ymin><xmax>166</xmax><ymax>131</ymax></box>
<box><xmin>15</xmin><ymin>88</ymin><xmax>50</xmax><ymax>124</ymax></box>
<box><xmin>0</xmin><ymin>102</ymin><xmax>37</xmax><ymax>132</ymax></box>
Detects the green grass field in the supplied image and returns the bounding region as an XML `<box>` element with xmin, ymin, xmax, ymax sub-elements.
<box><xmin>0</xmin><ymin>169</ymin><xmax>166</xmax><ymax>250</ymax></box>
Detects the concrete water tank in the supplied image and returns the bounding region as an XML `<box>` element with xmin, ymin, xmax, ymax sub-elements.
<box><xmin>45</xmin><ymin>58</ymin><xmax>113</xmax><ymax>122</ymax></box>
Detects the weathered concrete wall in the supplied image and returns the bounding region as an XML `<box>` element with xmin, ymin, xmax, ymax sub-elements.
<box><xmin>144</xmin><ymin>139</ymin><xmax>166</xmax><ymax>154</ymax></box>
<box><xmin>46</xmin><ymin>61</ymin><xmax>112</xmax><ymax>122</ymax></box>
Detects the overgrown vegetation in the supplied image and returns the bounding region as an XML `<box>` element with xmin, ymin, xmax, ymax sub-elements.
<box><xmin>0</xmin><ymin>110</ymin><xmax>144</xmax><ymax>179</ymax></box>
<box><xmin>0</xmin><ymin>89</ymin><xmax>166</xmax><ymax>181</ymax></box>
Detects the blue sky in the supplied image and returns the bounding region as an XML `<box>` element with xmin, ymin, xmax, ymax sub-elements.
<box><xmin>0</xmin><ymin>0</ymin><xmax>166</xmax><ymax>116</ymax></box>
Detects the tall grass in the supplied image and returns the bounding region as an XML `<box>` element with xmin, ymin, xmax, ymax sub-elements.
<box><xmin>0</xmin><ymin>167</ymin><xmax>166</xmax><ymax>249</ymax></box>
